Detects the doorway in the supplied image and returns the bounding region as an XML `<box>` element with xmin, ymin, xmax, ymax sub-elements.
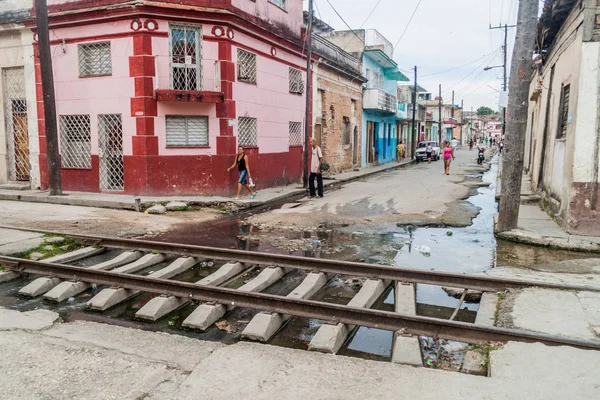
<box><xmin>367</xmin><ymin>121</ymin><xmax>376</xmax><ymax>164</ymax></box>
<box><xmin>352</xmin><ymin>126</ymin><xmax>359</xmax><ymax>166</ymax></box>
<box><xmin>3</xmin><ymin>67</ymin><xmax>29</xmax><ymax>181</ymax></box>
<box><xmin>98</xmin><ymin>114</ymin><xmax>124</xmax><ymax>191</ymax></box>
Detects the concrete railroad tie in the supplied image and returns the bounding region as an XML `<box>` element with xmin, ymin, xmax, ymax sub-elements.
<box><xmin>241</xmin><ymin>272</ymin><xmax>329</xmax><ymax>342</ymax></box>
<box><xmin>132</xmin><ymin>262</ymin><xmax>247</xmax><ymax>321</ymax></box>
<box><xmin>18</xmin><ymin>247</ymin><xmax>106</xmax><ymax>298</ymax></box>
<box><xmin>181</xmin><ymin>267</ymin><xmax>286</xmax><ymax>331</ymax></box>
<box><xmin>308</xmin><ymin>279</ymin><xmax>390</xmax><ymax>354</ymax></box>
<box><xmin>87</xmin><ymin>261</ymin><xmax>245</xmax><ymax>312</ymax></box>
<box><xmin>391</xmin><ymin>282</ymin><xmax>423</xmax><ymax>367</ymax></box>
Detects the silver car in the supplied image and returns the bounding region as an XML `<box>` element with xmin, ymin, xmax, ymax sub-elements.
<box><xmin>415</xmin><ymin>141</ymin><xmax>440</xmax><ymax>162</ymax></box>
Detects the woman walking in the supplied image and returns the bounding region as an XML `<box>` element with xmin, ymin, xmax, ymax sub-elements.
<box><xmin>443</xmin><ymin>141</ymin><xmax>453</xmax><ymax>175</ymax></box>
<box><xmin>227</xmin><ymin>146</ymin><xmax>257</xmax><ymax>200</ymax></box>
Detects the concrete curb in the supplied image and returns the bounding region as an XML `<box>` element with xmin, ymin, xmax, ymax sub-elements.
<box><xmin>0</xmin><ymin>160</ymin><xmax>415</xmax><ymax>212</ymax></box>
<box><xmin>496</xmin><ymin>230</ymin><xmax>600</xmax><ymax>253</ymax></box>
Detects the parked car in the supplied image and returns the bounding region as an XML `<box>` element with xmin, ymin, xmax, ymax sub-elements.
<box><xmin>415</xmin><ymin>141</ymin><xmax>440</xmax><ymax>162</ymax></box>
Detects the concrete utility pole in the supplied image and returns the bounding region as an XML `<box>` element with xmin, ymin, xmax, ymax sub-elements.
<box><xmin>490</xmin><ymin>23</ymin><xmax>516</xmax><ymax>139</ymax></box>
<box><xmin>411</xmin><ymin>66</ymin><xmax>417</xmax><ymax>159</ymax></box>
<box><xmin>35</xmin><ymin>0</ymin><xmax>62</xmax><ymax>195</ymax></box>
<box><xmin>497</xmin><ymin>0</ymin><xmax>539</xmax><ymax>232</ymax></box>
<box><xmin>438</xmin><ymin>84</ymin><xmax>442</xmax><ymax>145</ymax></box>
<box><xmin>460</xmin><ymin>99</ymin><xmax>464</xmax><ymax>144</ymax></box>
<box><xmin>302</xmin><ymin>0</ymin><xmax>313</xmax><ymax>188</ymax></box>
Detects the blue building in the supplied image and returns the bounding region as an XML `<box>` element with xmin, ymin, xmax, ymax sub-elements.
<box><xmin>321</xmin><ymin>29</ymin><xmax>409</xmax><ymax>167</ymax></box>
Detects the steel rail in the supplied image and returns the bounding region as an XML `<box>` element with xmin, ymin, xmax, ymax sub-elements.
<box><xmin>2</xmin><ymin>256</ymin><xmax>599</xmax><ymax>350</ymax></box>
<box><xmin>1</xmin><ymin>225</ymin><xmax>598</xmax><ymax>292</ymax></box>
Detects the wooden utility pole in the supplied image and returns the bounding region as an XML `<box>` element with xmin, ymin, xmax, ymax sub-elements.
<box><xmin>497</xmin><ymin>0</ymin><xmax>539</xmax><ymax>232</ymax></box>
<box><xmin>411</xmin><ymin>66</ymin><xmax>417</xmax><ymax>159</ymax></box>
<box><xmin>490</xmin><ymin>23</ymin><xmax>515</xmax><ymax>140</ymax></box>
<box><xmin>460</xmin><ymin>99</ymin><xmax>464</xmax><ymax>144</ymax></box>
<box><xmin>438</xmin><ymin>84</ymin><xmax>442</xmax><ymax>144</ymax></box>
<box><xmin>302</xmin><ymin>0</ymin><xmax>313</xmax><ymax>188</ymax></box>
<box><xmin>35</xmin><ymin>0</ymin><xmax>62</xmax><ymax>195</ymax></box>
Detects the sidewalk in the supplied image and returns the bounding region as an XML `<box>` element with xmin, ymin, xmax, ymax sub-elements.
<box><xmin>0</xmin><ymin>159</ymin><xmax>414</xmax><ymax>212</ymax></box>
<box><xmin>495</xmin><ymin>160</ymin><xmax>600</xmax><ymax>252</ymax></box>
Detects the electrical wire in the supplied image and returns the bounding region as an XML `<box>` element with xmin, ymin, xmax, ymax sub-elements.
<box><xmin>314</xmin><ymin>0</ymin><xmax>323</xmax><ymax>21</ymax></box>
<box><xmin>359</xmin><ymin>0</ymin><xmax>383</xmax><ymax>28</ymax></box>
<box><xmin>420</xmin><ymin>50</ymin><xmax>498</xmax><ymax>78</ymax></box>
<box><xmin>440</xmin><ymin>49</ymin><xmax>500</xmax><ymax>93</ymax></box>
<box><xmin>324</xmin><ymin>0</ymin><xmax>365</xmax><ymax>43</ymax></box>
<box><xmin>393</xmin><ymin>0</ymin><xmax>422</xmax><ymax>51</ymax></box>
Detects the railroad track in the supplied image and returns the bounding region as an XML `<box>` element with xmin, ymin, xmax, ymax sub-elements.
<box><xmin>1</xmin><ymin>227</ymin><xmax>599</xmax><ymax>361</ymax></box>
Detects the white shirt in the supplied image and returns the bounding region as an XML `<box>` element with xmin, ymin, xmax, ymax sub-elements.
<box><xmin>451</xmin><ymin>139</ymin><xmax>459</xmax><ymax>148</ymax></box>
<box><xmin>311</xmin><ymin>146</ymin><xmax>323</xmax><ymax>173</ymax></box>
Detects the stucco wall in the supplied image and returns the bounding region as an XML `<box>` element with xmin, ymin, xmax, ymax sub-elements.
<box><xmin>232</xmin><ymin>0</ymin><xmax>303</xmax><ymax>38</ymax></box>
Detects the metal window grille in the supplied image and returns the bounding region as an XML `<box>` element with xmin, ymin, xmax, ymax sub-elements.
<box><xmin>289</xmin><ymin>67</ymin><xmax>304</xmax><ymax>94</ymax></box>
<box><xmin>238</xmin><ymin>117</ymin><xmax>257</xmax><ymax>147</ymax></box>
<box><xmin>78</xmin><ymin>41</ymin><xmax>112</xmax><ymax>77</ymax></box>
<box><xmin>3</xmin><ymin>67</ymin><xmax>30</xmax><ymax>181</ymax></box>
<box><xmin>169</xmin><ymin>23</ymin><xmax>202</xmax><ymax>91</ymax></box>
<box><xmin>98</xmin><ymin>114</ymin><xmax>124</xmax><ymax>191</ymax></box>
<box><xmin>289</xmin><ymin>121</ymin><xmax>302</xmax><ymax>146</ymax></box>
<box><xmin>59</xmin><ymin>115</ymin><xmax>91</xmax><ymax>169</ymax></box>
<box><xmin>558</xmin><ymin>84</ymin><xmax>570</xmax><ymax>138</ymax></box>
<box><xmin>237</xmin><ymin>49</ymin><xmax>257</xmax><ymax>84</ymax></box>
<box><xmin>269</xmin><ymin>0</ymin><xmax>286</xmax><ymax>9</ymax></box>
<box><xmin>166</xmin><ymin>116</ymin><xmax>209</xmax><ymax>146</ymax></box>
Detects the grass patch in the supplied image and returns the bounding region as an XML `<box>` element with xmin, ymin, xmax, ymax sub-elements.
<box><xmin>0</xmin><ymin>265</ymin><xmax>6</xmax><ymax>272</ymax></box>
<box><xmin>467</xmin><ymin>342</ymin><xmax>504</xmax><ymax>370</ymax></box>
<box><xmin>22</xmin><ymin>235</ymin><xmax>82</xmax><ymax>260</ymax></box>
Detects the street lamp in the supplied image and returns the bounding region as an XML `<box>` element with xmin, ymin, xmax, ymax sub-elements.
<box><xmin>483</xmin><ymin>65</ymin><xmax>503</xmax><ymax>71</ymax></box>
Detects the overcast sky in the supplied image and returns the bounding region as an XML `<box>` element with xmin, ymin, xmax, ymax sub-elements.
<box><xmin>307</xmin><ymin>0</ymin><xmax>538</xmax><ymax>112</ymax></box>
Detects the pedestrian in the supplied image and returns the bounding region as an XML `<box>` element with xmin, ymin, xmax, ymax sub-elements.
<box><xmin>485</xmin><ymin>136</ymin><xmax>489</xmax><ymax>147</ymax></box>
<box><xmin>499</xmin><ymin>140</ymin><xmax>504</xmax><ymax>154</ymax></box>
<box><xmin>309</xmin><ymin>138</ymin><xmax>324</xmax><ymax>198</ymax></box>
<box><xmin>451</xmin><ymin>137</ymin><xmax>459</xmax><ymax>160</ymax></box>
<box><xmin>426</xmin><ymin>142</ymin><xmax>433</xmax><ymax>164</ymax></box>
<box><xmin>443</xmin><ymin>141</ymin><xmax>453</xmax><ymax>175</ymax></box>
<box><xmin>469</xmin><ymin>139</ymin><xmax>474</xmax><ymax>151</ymax></box>
<box><xmin>227</xmin><ymin>146</ymin><xmax>257</xmax><ymax>200</ymax></box>
<box><xmin>396</xmin><ymin>141</ymin><xmax>405</xmax><ymax>163</ymax></box>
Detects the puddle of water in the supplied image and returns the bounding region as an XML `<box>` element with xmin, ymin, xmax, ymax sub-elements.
<box><xmin>496</xmin><ymin>239</ymin><xmax>599</xmax><ymax>269</ymax></box>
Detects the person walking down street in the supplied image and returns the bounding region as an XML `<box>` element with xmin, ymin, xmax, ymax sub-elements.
<box><xmin>485</xmin><ymin>136</ymin><xmax>489</xmax><ymax>147</ymax></box>
<box><xmin>443</xmin><ymin>141</ymin><xmax>453</xmax><ymax>175</ymax></box>
<box><xmin>426</xmin><ymin>142</ymin><xmax>433</xmax><ymax>164</ymax></box>
<box><xmin>309</xmin><ymin>138</ymin><xmax>324</xmax><ymax>198</ymax></box>
<box><xmin>396</xmin><ymin>141</ymin><xmax>405</xmax><ymax>163</ymax></box>
<box><xmin>499</xmin><ymin>140</ymin><xmax>504</xmax><ymax>154</ymax></box>
<box><xmin>227</xmin><ymin>146</ymin><xmax>257</xmax><ymax>200</ymax></box>
<box><xmin>469</xmin><ymin>139</ymin><xmax>474</xmax><ymax>151</ymax></box>
<box><xmin>451</xmin><ymin>137</ymin><xmax>459</xmax><ymax>160</ymax></box>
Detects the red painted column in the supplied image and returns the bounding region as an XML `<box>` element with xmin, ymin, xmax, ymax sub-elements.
<box><xmin>216</xmin><ymin>41</ymin><xmax>237</xmax><ymax>156</ymax></box>
<box><xmin>126</xmin><ymin>33</ymin><xmax>158</xmax><ymax>194</ymax></box>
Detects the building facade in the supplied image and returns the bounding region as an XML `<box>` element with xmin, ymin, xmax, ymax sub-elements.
<box><xmin>524</xmin><ymin>0</ymin><xmax>600</xmax><ymax>235</ymax></box>
<box><xmin>29</xmin><ymin>0</ymin><xmax>308</xmax><ymax>196</ymax></box>
<box><xmin>322</xmin><ymin>29</ymin><xmax>409</xmax><ymax>167</ymax></box>
<box><xmin>0</xmin><ymin>0</ymin><xmax>39</xmax><ymax>189</ymax></box>
<box><xmin>309</xmin><ymin>23</ymin><xmax>365</xmax><ymax>173</ymax></box>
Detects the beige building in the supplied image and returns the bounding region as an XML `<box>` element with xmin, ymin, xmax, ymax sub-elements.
<box><xmin>524</xmin><ymin>0</ymin><xmax>600</xmax><ymax>235</ymax></box>
<box><xmin>0</xmin><ymin>0</ymin><xmax>39</xmax><ymax>189</ymax></box>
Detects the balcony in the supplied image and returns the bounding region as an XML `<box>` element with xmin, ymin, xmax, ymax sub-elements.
<box><xmin>363</xmin><ymin>88</ymin><xmax>397</xmax><ymax>114</ymax></box>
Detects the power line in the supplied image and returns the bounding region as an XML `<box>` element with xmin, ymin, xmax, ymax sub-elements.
<box><xmin>314</xmin><ymin>0</ymin><xmax>323</xmax><ymax>21</ymax></box>
<box><xmin>420</xmin><ymin>51</ymin><xmax>498</xmax><ymax>77</ymax></box>
<box><xmin>359</xmin><ymin>0</ymin><xmax>383</xmax><ymax>28</ymax></box>
<box><xmin>393</xmin><ymin>0</ymin><xmax>422</xmax><ymax>52</ymax></box>
<box><xmin>324</xmin><ymin>0</ymin><xmax>365</xmax><ymax>44</ymax></box>
<box><xmin>440</xmin><ymin>49</ymin><xmax>500</xmax><ymax>93</ymax></box>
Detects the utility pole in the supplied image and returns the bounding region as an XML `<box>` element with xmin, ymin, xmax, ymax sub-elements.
<box><xmin>410</xmin><ymin>66</ymin><xmax>417</xmax><ymax>159</ymax></box>
<box><xmin>438</xmin><ymin>84</ymin><xmax>442</xmax><ymax>145</ymax></box>
<box><xmin>490</xmin><ymin>23</ymin><xmax>516</xmax><ymax>140</ymax></box>
<box><xmin>35</xmin><ymin>0</ymin><xmax>62</xmax><ymax>195</ymax></box>
<box><xmin>497</xmin><ymin>0</ymin><xmax>539</xmax><ymax>232</ymax></box>
<box><xmin>302</xmin><ymin>0</ymin><xmax>313</xmax><ymax>188</ymax></box>
<box><xmin>460</xmin><ymin>99</ymin><xmax>464</xmax><ymax>145</ymax></box>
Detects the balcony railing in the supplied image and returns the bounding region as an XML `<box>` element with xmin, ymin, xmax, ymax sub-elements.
<box><xmin>363</xmin><ymin>88</ymin><xmax>397</xmax><ymax>114</ymax></box>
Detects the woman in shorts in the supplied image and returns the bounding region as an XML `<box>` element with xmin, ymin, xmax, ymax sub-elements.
<box><xmin>443</xmin><ymin>141</ymin><xmax>453</xmax><ymax>175</ymax></box>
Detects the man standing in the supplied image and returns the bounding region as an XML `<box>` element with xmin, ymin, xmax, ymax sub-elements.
<box><xmin>309</xmin><ymin>138</ymin><xmax>324</xmax><ymax>198</ymax></box>
<box><xmin>451</xmin><ymin>137</ymin><xmax>459</xmax><ymax>160</ymax></box>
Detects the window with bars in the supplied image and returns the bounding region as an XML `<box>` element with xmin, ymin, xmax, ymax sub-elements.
<box><xmin>557</xmin><ymin>84</ymin><xmax>570</xmax><ymax>138</ymax></box>
<box><xmin>78</xmin><ymin>42</ymin><xmax>112</xmax><ymax>77</ymax></box>
<box><xmin>289</xmin><ymin>121</ymin><xmax>302</xmax><ymax>146</ymax></box>
<box><xmin>269</xmin><ymin>0</ymin><xmax>287</xmax><ymax>9</ymax></box>
<box><xmin>166</xmin><ymin>116</ymin><xmax>209</xmax><ymax>147</ymax></box>
<box><xmin>59</xmin><ymin>115</ymin><xmax>91</xmax><ymax>169</ymax></box>
<box><xmin>169</xmin><ymin>23</ymin><xmax>202</xmax><ymax>91</ymax></box>
<box><xmin>289</xmin><ymin>67</ymin><xmax>304</xmax><ymax>94</ymax></box>
<box><xmin>238</xmin><ymin>117</ymin><xmax>258</xmax><ymax>147</ymax></box>
<box><xmin>237</xmin><ymin>48</ymin><xmax>257</xmax><ymax>84</ymax></box>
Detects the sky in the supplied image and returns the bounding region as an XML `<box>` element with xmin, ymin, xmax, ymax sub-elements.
<box><xmin>306</xmin><ymin>0</ymin><xmax>540</xmax><ymax>112</ymax></box>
